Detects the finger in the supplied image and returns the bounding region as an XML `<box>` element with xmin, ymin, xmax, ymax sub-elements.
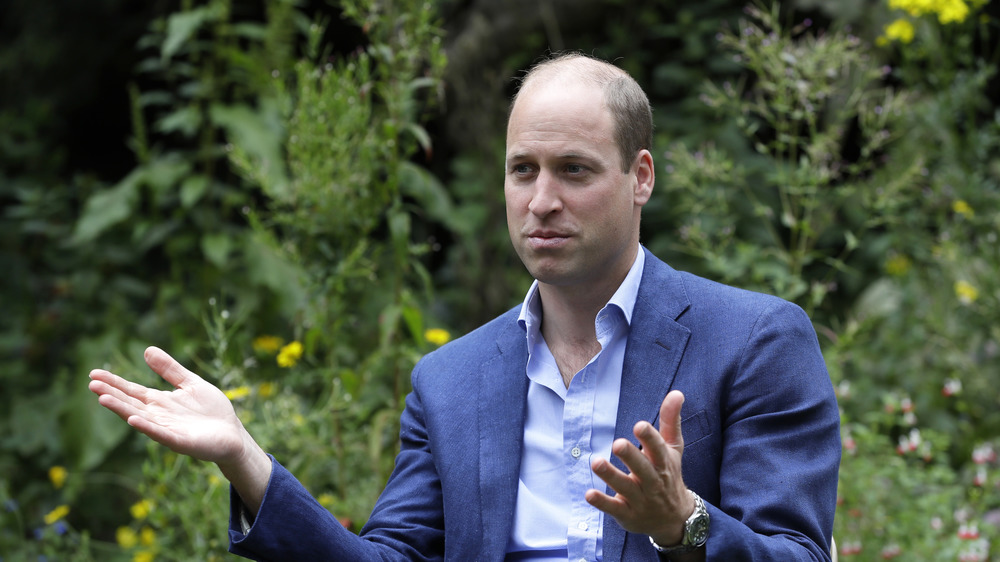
<box><xmin>659</xmin><ymin>390</ymin><xmax>685</xmax><ymax>453</ymax></box>
<box><xmin>89</xmin><ymin>378</ymin><xmax>144</xmax><ymax>413</ymax></box>
<box><xmin>633</xmin><ymin>420</ymin><xmax>673</xmax><ymax>470</ymax></box>
<box><xmin>89</xmin><ymin>369</ymin><xmax>152</xmax><ymax>406</ymax></box>
<box><xmin>592</xmin><ymin>449</ymin><xmax>644</xmax><ymax>498</ymax></box>
<box><xmin>144</xmin><ymin>346</ymin><xmax>201</xmax><ymax>389</ymax></box>
<box><xmin>95</xmin><ymin>390</ymin><xmax>146</xmax><ymax>423</ymax></box>
<box><xmin>584</xmin><ymin>487</ymin><xmax>628</xmax><ymax>518</ymax></box>
<box><xmin>125</xmin><ymin>413</ymin><xmax>176</xmax><ymax>446</ymax></box>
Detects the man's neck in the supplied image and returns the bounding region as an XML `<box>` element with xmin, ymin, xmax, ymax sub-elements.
<box><xmin>536</xmin><ymin>271</ymin><xmax>627</xmax><ymax>387</ymax></box>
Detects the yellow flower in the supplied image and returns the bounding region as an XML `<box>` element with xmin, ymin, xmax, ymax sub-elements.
<box><xmin>955</xmin><ymin>280</ymin><xmax>979</xmax><ymax>304</ymax></box>
<box><xmin>885</xmin><ymin>254</ymin><xmax>912</xmax><ymax>276</ymax></box>
<box><xmin>252</xmin><ymin>335</ymin><xmax>283</xmax><ymax>354</ymax></box>
<box><xmin>953</xmin><ymin>199</ymin><xmax>974</xmax><ymax>218</ymax></box>
<box><xmin>43</xmin><ymin>504</ymin><xmax>70</xmax><ymax>525</ymax></box>
<box><xmin>889</xmin><ymin>0</ymin><xmax>930</xmax><ymax>17</ymax></box>
<box><xmin>116</xmin><ymin>526</ymin><xmax>138</xmax><ymax>548</ymax></box>
<box><xmin>424</xmin><ymin>328</ymin><xmax>451</xmax><ymax>346</ymax></box>
<box><xmin>277</xmin><ymin>341</ymin><xmax>303</xmax><ymax>368</ymax></box>
<box><xmin>883</xmin><ymin>18</ymin><xmax>916</xmax><ymax>43</ymax></box>
<box><xmin>48</xmin><ymin>466</ymin><xmax>67</xmax><ymax>489</ymax></box>
<box><xmin>317</xmin><ymin>493</ymin><xmax>336</xmax><ymax>508</ymax></box>
<box><xmin>140</xmin><ymin>525</ymin><xmax>156</xmax><ymax>546</ymax></box>
<box><xmin>223</xmin><ymin>385</ymin><xmax>251</xmax><ymax>401</ymax></box>
<box><xmin>258</xmin><ymin>381</ymin><xmax>277</xmax><ymax>398</ymax></box>
<box><xmin>130</xmin><ymin>499</ymin><xmax>153</xmax><ymax>520</ymax></box>
<box><xmin>292</xmin><ymin>414</ymin><xmax>306</xmax><ymax>427</ymax></box>
<box><xmin>889</xmin><ymin>0</ymin><xmax>974</xmax><ymax>23</ymax></box>
<box><xmin>936</xmin><ymin>0</ymin><xmax>970</xmax><ymax>23</ymax></box>
<box><xmin>133</xmin><ymin>550</ymin><xmax>155</xmax><ymax>562</ymax></box>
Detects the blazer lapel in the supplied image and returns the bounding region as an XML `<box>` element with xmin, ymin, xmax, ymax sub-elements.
<box><xmin>477</xmin><ymin>318</ymin><xmax>530</xmax><ymax>558</ymax></box>
<box><xmin>603</xmin><ymin>249</ymin><xmax>692</xmax><ymax>562</ymax></box>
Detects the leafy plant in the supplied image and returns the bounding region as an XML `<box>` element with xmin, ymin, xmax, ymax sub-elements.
<box><xmin>660</xmin><ymin>3</ymin><xmax>918</xmax><ymax>327</ymax></box>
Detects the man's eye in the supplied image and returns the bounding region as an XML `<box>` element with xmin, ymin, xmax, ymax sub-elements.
<box><xmin>565</xmin><ymin>164</ymin><xmax>585</xmax><ymax>174</ymax></box>
<box><xmin>513</xmin><ymin>164</ymin><xmax>533</xmax><ymax>174</ymax></box>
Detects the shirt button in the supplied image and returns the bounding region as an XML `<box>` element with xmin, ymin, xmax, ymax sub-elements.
<box><xmin>571</xmin><ymin>446</ymin><xmax>582</xmax><ymax>458</ymax></box>
<box><xmin>577</xmin><ymin>521</ymin><xmax>589</xmax><ymax>531</ymax></box>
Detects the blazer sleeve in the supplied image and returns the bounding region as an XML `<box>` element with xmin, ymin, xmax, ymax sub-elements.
<box><xmin>227</xmin><ymin>378</ymin><xmax>446</xmax><ymax>561</ymax></box>
<box><xmin>701</xmin><ymin>299</ymin><xmax>841</xmax><ymax>561</ymax></box>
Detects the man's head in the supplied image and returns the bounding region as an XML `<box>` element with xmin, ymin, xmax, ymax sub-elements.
<box><xmin>510</xmin><ymin>53</ymin><xmax>653</xmax><ymax>173</ymax></box>
<box><xmin>504</xmin><ymin>53</ymin><xmax>655</xmax><ymax>294</ymax></box>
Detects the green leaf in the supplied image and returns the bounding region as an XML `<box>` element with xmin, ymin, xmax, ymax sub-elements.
<box><xmin>845</xmin><ymin>230</ymin><xmax>859</xmax><ymax>251</ymax></box>
<box><xmin>201</xmin><ymin>233</ymin><xmax>232</xmax><ymax>267</ymax></box>
<box><xmin>401</xmin><ymin>303</ymin><xmax>424</xmax><ymax>344</ymax></box>
<box><xmin>211</xmin><ymin>103</ymin><xmax>289</xmax><ymax>196</ymax></box>
<box><xmin>68</xmin><ymin>171</ymin><xmax>142</xmax><ymax>245</ymax></box>
<box><xmin>180</xmin><ymin>175</ymin><xmax>210</xmax><ymax>208</ymax></box>
<box><xmin>379</xmin><ymin>304</ymin><xmax>401</xmax><ymax>349</ymax></box>
<box><xmin>162</xmin><ymin>5</ymin><xmax>219</xmax><ymax>60</ymax></box>
<box><xmin>339</xmin><ymin>369</ymin><xmax>361</xmax><ymax>396</ymax></box>
<box><xmin>405</xmin><ymin>122</ymin><xmax>432</xmax><ymax>156</ymax></box>
<box><xmin>156</xmin><ymin>105</ymin><xmax>201</xmax><ymax>137</ymax></box>
<box><xmin>8</xmin><ymin>393</ymin><xmax>60</xmax><ymax>456</ymax></box>
<box><xmin>61</xmin><ymin>378</ymin><xmax>131</xmax><ymax>470</ymax></box>
<box><xmin>135</xmin><ymin>219</ymin><xmax>180</xmax><ymax>253</ymax></box>
<box><xmin>398</xmin><ymin>161</ymin><xmax>470</xmax><ymax>232</ymax></box>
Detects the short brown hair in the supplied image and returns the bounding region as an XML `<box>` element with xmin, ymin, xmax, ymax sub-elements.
<box><xmin>511</xmin><ymin>52</ymin><xmax>653</xmax><ymax>173</ymax></box>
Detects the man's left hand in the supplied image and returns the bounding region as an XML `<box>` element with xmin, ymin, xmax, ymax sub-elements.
<box><xmin>585</xmin><ymin>390</ymin><xmax>694</xmax><ymax>547</ymax></box>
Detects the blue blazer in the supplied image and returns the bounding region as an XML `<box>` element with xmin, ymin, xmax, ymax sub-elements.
<box><xmin>230</xmin><ymin>248</ymin><xmax>841</xmax><ymax>561</ymax></box>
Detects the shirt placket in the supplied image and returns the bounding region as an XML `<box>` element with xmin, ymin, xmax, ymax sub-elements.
<box><xmin>564</xmin><ymin>312</ymin><xmax>615</xmax><ymax>562</ymax></box>
<box><xmin>564</xmin><ymin>361</ymin><xmax>599</xmax><ymax>561</ymax></box>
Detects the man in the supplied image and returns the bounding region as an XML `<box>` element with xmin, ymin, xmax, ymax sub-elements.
<box><xmin>90</xmin><ymin>53</ymin><xmax>840</xmax><ymax>561</ymax></box>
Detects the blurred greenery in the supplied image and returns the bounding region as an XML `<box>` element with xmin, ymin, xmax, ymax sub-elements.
<box><xmin>1</xmin><ymin>0</ymin><xmax>998</xmax><ymax>560</ymax></box>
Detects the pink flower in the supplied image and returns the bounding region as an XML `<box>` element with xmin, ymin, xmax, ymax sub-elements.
<box><xmin>901</xmin><ymin>398</ymin><xmax>914</xmax><ymax>413</ymax></box>
<box><xmin>880</xmin><ymin>544</ymin><xmax>901</xmax><ymax>559</ymax></box>
<box><xmin>972</xmin><ymin>468</ymin><xmax>986</xmax><ymax>487</ymax></box>
<box><xmin>957</xmin><ymin>523</ymin><xmax>979</xmax><ymax>540</ymax></box>
<box><xmin>972</xmin><ymin>444</ymin><xmax>995</xmax><ymax>465</ymax></box>
<box><xmin>942</xmin><ymin>379</ymin><xmax>962</xmax><ymax>397</ymax></box>
<box><xmin>840</xmin><ymin>541</ymin><xmax>863</xmax><ymax>556</ymax></box>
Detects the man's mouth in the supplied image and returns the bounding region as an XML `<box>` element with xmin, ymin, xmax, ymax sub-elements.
<box><xmin>526</xmin><ymin>230</ymin><xmax>570</xmax><ymax>249</ymax></box>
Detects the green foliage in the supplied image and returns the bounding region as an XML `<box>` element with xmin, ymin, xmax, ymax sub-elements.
<box><xmin>220</xmin><ymin>0</ymin><xmax>448</xmax><ymax>534</ymax></box>
<box><xmin>5</xmin><ymin>0</ymin><xmax>1000</xmax><ymax>559</ymax></box>
<box><xmin>662</xmin><ymin>2</ymin><xmax>911</xmax><ymax>323</ymax></box>
<box><xmin>832</xmin><ymin>0</ymin><xmax>1000</xmax><ymax>558</ymax></box>
<box><xmin>3</xmin><ymin>0</ymin><xmax>445</xmax><ymax>557</ymax></box>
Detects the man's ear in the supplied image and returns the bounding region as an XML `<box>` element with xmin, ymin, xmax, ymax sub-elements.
<box><xmin>633</xmin><ymin>149</ymin><xmax>655</xmax><ymax>207</ymax></box>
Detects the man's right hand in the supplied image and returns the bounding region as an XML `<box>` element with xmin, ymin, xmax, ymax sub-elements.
<box><xmin>89</xmin><ymin>346</ymin><xmax>272</xmax><ymax>514</ymax></box>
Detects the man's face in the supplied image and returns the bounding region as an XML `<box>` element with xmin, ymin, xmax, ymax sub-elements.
<box><xmin>505</xmin><ymin>80</ymin><xmax>651</xmax><ymax>292</ymax></box>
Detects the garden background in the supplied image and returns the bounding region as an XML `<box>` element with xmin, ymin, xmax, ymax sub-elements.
<box><xmin>1</xmin><ymin>0</ymin><xmax>998</xmax><ymax>559</ymax></box>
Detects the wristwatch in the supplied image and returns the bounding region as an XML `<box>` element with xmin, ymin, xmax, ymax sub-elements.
<box><xmin>649</xmin><ymin>490</ymin><xmax>710</xmax><ymax>555</ymax></box>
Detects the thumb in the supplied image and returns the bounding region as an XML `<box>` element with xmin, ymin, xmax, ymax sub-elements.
<box><xmin>659</xmin><ymin>390</ymin><xmax>685</xmax><ymax>453</ymax></box>
<box><xmin>144</xmin><ymin>346</ymin><xmax>202</xmax><ymax>389</ymax></box>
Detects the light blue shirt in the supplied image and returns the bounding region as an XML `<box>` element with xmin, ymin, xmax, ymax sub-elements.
<box><xmin>505</xmin><ymin>248</ymin><xmax>645</xmax><ymax>562</ymax></box>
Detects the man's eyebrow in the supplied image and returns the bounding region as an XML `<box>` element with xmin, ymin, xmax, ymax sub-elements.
<box><xmin>554</xmin><ymin>152</ymin><xmax>597</xmax><ymax>161</ymax></box>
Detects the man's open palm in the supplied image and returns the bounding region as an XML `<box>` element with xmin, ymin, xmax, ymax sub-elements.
<box><xmin>89</xmin><ymin>346</ymin><xmax>246</xmax><ymax>465</ymax></box>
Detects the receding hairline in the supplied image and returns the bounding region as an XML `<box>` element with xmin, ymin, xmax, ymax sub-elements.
<box><xmin>512</xmin><ymin>53</ymin><xmax>631</xmax><ymax>105</ymax></box>
<box><xmin>509</xmin><ymin>52</ymin><xmax>654</xmax><ymax>174</ymax></box>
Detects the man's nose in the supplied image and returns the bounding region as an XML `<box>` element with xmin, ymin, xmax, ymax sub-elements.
<box><xmin>527</xmin><ymin>171</ymin><xmax>563</xmax><ymax>217</ymax></box>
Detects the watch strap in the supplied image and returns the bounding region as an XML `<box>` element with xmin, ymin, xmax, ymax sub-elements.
<box><xmin>648</xmin><ymin>490</ymin><xmax>709</xmax><ymax>554</ymax></box>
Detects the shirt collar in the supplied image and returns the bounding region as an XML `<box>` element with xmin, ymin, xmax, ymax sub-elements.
<box><xmin>517</xmin><ymin>245</ymin><xmax>645</xmax><ymax>342</ymax></box>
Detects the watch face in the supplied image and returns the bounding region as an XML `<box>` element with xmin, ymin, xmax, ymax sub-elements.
<box><xmin>688</xmin><ymin>513</ymin><xmax>710</xmax><ymax>544</ymax></box>
<box><xmin>685</xmin><ymin>495</ymin><xmax>710</xmax><ymax>547</ymax></box>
